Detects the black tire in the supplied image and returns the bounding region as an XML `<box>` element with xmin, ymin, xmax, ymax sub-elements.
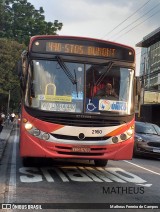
<box><xmin>133</xmin><ymin>143</ymin><xmax>139</xmax><ymax>157</ymax></box>
<box><xmin>94</xmin><ymin>159</ymin><xmax>108</xmax><ymax>167</ymax></box>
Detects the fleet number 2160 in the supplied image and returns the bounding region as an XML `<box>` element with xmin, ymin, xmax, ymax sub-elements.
<box><xmin>92</xmin><ymin>130</ymin><xmax>102</xmax><ymax>134</ymax></box>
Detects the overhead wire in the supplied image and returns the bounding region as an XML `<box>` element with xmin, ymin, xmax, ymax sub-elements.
<box><xmin>101</xmin><ymin>1</ymin><xmax>160</xmax><ymax>61</ymax></box>
<box><xmin>101</xmin><ymin>0</ymin><xmax>152</xmax><ymax>39</ymax></box>
<box><xmin>112</xmin><ymin>1</ymin><xmax>160</xmax><ymax>41</ymax></box>
<box><xmin>113</xmin><ymin>7</ymin><xmax>160</xmax><ymax>41</ymax></box>
<box><xmin>100</xmin><ymin>0</ymin><xmax>160</xmax><ymax>76</ymax></box>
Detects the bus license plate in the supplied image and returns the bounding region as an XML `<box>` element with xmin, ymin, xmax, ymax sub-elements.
<box><xmin>72</xmin><ymin>147</ymin><xmax>91</xmax><ymax>152</ymax></box>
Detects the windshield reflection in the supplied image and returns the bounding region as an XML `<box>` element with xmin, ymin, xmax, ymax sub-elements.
<box><xmin>86</xmin><ymin>65</ymin><xmax>134</xmax><ymax>114</ymax></box>
<box><xmin>136</xmin><ymin>122</ymin><xmax>160</xmax><ymax>135</ymax></box>
<box><xmin>25</xmin><ymin>59</ymin><xmax>134</xmax><ymax>115</ymax></box>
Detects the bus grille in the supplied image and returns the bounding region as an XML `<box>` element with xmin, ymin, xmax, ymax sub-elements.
<box><xmin>54</xmin><ymin>145</ymin><xmax>106</xmax><ymax>156</ymax></box>
<box><xmin>57</xmin><ymin>152</ymin><xmax>104</xmax><ymax>156</ymax></box>
<box><xmin>40</xmin><ymin>116</ymin><xmax>124</xmax><ymax>127</ymax></box>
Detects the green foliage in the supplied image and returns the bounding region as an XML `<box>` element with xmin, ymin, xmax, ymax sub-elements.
<box><xmin>0</xmin><ymin>0</ymin><xmax>63</xmax><ymax>113</ymax></box>
<box><xmin>0</xmin><ymin>0</ymin><xmax>63</xmax><ymax>45</ymax></box>
<box><xmin>0</xmin><ymin>38</ymin><xmax>26</xmax><ymax>112</ymax></box>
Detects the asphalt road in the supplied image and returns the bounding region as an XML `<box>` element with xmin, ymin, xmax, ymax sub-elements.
<box><xmin>0</xmin><ymin>123</ymin><xmax>160</xmax><ymax>212</ymax></box>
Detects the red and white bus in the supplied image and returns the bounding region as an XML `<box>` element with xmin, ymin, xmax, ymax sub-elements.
<box><xmin>18</xmin><ymin>35</ymin><xmax>135</xmax><ymax>167</ymax></box>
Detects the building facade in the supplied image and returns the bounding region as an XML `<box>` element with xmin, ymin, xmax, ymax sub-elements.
<box><xmin>136</xmin><ymin>27</ymin><xmax>160</xmax><ymax>104</ymax></box>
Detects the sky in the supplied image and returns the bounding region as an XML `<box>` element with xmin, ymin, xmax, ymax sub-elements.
<box><xmin>28</xmin><ymin>0</ymin><xmax>160</xmax><ymax>75</ymax></box>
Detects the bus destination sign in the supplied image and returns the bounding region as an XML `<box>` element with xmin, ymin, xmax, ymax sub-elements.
<box><xmin>46</xmin><ymin>42</ymin><xmax>116</xmax><ymax>58</ymax></box>
<box><xmin>32</xmin><ymin>38</ymin><xmax>134</xmax><ymax>62</ymax></box>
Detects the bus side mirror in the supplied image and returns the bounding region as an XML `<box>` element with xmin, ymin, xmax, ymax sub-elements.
<box><xmin>17</xmin><ymin>60</ymin><xmax>26</xmax><ymax>91</ymax></box>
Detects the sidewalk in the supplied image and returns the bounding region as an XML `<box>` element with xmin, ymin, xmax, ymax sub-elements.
<box><xmin>0</xmin><ymin>124</ymin><xmax>13</xmax><ymax>160</ymax></box>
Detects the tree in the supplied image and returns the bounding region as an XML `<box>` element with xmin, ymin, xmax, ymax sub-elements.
<box><xmin>0</xmin><ymin>38</ymin><xmax>26</xmax><ymax>112</ymax></box>
<box><xmin>0</xmin><ymin>0</ymin><xmax>63</xmax><ymax>112</ymax></box>
<box><xmin>0</xmin><ymin>0</ymin><xmax>63</xmax><ymax>45</ymax></box>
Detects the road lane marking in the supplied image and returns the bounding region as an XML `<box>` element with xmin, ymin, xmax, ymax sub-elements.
<box><xmin>136</xmin><ymin>183</ymin><xmax>152</xmax><ymax>187</ymax></box>
<box><xmin>86</xmin><ymin>167</ymin><xmax>124</xmax><ymax>183</ymax></box>
<box><xmin>105</xmin><ymin>167</ymin><xmax>147</xmax><ymax>184</ymax></box>
<box><xmin>19</xmin><ymin>166</ymin><xmax>148</xmax><ymax>185</ymax></box>
<box><xmin>124</xmin><ymin>160</ymin><xmax>160</xmax><ymax>176</ymax></box>
<box><xmin>59</xmin><ymin>167</ymin><xmax>93</xmax><ymax>182</ymax></box>
<box><xmin>19</xmin><ymin>167</ymin><xmax>43</xmax><ymax>183</ymax></box>
<box><xmin>79</xmin><ymin>167</ymin><xmax>103</xmax><ymax>182</ymax></box>
<box><xmin>41</xmin><ymin>168</ymin><xmax>54</xmax><ymax>182</ymax></box>
<box><xmin>53</xmin><ymin>167</ymin><xmax>69</xmax><ymax>182</ymax></box>
<box><xmin>7</xmin><ymin>125</ymin><xmax>18</xmax><ymax>203</ymax></box>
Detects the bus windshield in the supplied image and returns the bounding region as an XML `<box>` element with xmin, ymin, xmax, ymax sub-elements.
<box><xmin>25</xmin><ymin>59</ymin><xmax>134</xmax><ymax>115</ymax></box>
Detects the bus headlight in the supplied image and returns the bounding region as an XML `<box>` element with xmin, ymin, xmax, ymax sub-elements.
<box><xmin>25</xmin><ymin>123</ymin><xmax>50</xmax><ymax>140</ymax></box>
<box><xmin>112</xmin><ymin>136</ymin><xmax>119</xmax><ymax>143</ymax></box>
<box><xmin>111</xmin><ymin>126</ymin><xmax>134</xmax><ymax>144</ymax></box>
<box><xmin>120</xmin><ymin>133</ymin><xmax>127</xmax><ymax>140</ymax></box>
<box><xmin>33</xmin><ymin>129</ymin><xmax>40</xmax><ymax>136</ymax></box>
<box><xmin>126</xmin><ymin>128</ymin><xmax>133</xmax><ymax>136</ymax></box>
<box><xmin>42</xmin><ymin>133</ymin><xmax>50</xmax><ymax>140</ymax></box>
<box><xmin>25</xmin><ymin>122</ymin><xmax>33</xmax><ymax>130</ymax></box>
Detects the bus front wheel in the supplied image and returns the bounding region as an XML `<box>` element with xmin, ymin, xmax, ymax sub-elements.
<box><xmin>94</xmin><ymin>159</ymin><xmax>108</xmax><ymax>167</ymax></box>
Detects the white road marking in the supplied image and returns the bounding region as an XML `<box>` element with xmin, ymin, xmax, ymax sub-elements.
<box><xmin>136</xmin><ymin>184</ymin><xmax>152</xmax><ymax>187</ymax></box>
<box><xmin>79</xmin><ymin>167</ymin><xmax>103</xmax><ymax>182</ymax></box>
<box><xmin>19</xmin><ymin>166</ymin><xmax>148</xmax><ymax>185</ymax></box>
<box><xmin>124</xmin><ymin>160</ymin><xmax>160</xmax><ymax>176</ymax></box>
<box><xmin>105</xmin><ymin>167</ymin><xmax>147</xmax><ymax>184</ymax></box>
<box><xmin>84</xmin><ymin>167</ymin><xmax>113</xmax><ymax>182</ymax></box>
<box><xmin>41</xmin><ymin>168</ymin><xmax>54</xmax><ymax>182</ymax></box>
<box><xmin>61</xmin><ymin>166</ymin><xmax>93</xmax><ymax>182</ymax></box>
<box><xmin>20</xmin><ymin>167</ymin><xmax>43</xmax><ymax>183</ymax></box>
<box><xmin>96</xmin><ymin>167</ymin><xmax>126</xmax><ymax>183</ymax></box>
<box><xmin>7</xmin><ymin>125</ymin><xmax>17</xmax><ymax>203</ymax></box>
<box><xmin>54</xmin><ymin>167</ymin><xmax>69</xmax><ymax>182</ymax></box>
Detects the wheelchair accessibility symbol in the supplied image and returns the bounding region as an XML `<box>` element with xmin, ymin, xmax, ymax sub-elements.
<box><xmin>87</xmin><ymin>99</ymin><xmax>96</xmax><ymax>111</ymax></box>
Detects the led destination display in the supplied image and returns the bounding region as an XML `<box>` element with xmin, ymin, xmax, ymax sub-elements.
<box><xmin>32</xmin><ymin>38</ymin><xmax>134</xmax><ymax>62</ymax></box>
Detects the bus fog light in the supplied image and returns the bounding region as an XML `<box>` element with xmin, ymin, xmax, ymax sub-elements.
<box><xmin>33</xmin><ymin>129</ymin><xmax>40</xmax><ymax>136</ymax></box>
<box><xmin>120</xmin><ymin>133</ymin><xmax>127</xmax><ymax>141</ymax></box>
<box><xmin>42</xmin><ymin>133</ymin><xmax>50</xmax><ymax>140</ymax></box>
<box><xmin>112</xmin><ymin>136</ymin><xmax>118</xmax><ymax>143</ymax></box>
<box><xmin>25</xmin><ymin>122</ymin><xmax>33</xmax><ymax>130</ymax></box>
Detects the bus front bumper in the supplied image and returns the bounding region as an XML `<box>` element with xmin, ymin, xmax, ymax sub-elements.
<box><xmin>20</xmin><ymin>131</ymin><xmax>134</xmax><ymax>160</ymax></box>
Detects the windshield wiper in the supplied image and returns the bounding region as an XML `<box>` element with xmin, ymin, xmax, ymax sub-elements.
<box><xmin>74</xmin><ymin>68</ymin><xmax>78</xmax><ymax>97</ymax></box>
<box><xmin>56</xmin><ymin>56</ymin><xmax>79</xmax><ymax>97</ymax></box>
<box><xmin>95</xmin><ymin>61</ymin><xmax>114</xmax><ymax>86</ymax></box>
<box><xmin>90</xmin><ymin>61</ymin><xmax>114</xmax><ymax>99</ymax></box>
<box><xmin>56</xmin><ymin>56</ymin><xmax>77</xmax><ymax>85</ymax></box>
